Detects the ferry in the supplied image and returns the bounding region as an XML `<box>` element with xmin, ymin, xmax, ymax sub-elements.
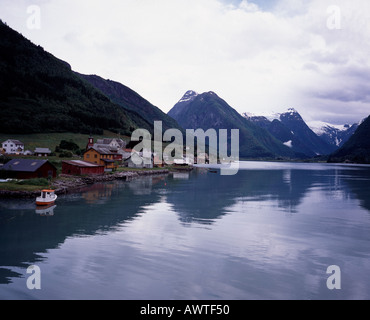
<box><xmin>36</xmin><ymin>189</ymin><xmax>57</xmax><ymax>206</ymax></box>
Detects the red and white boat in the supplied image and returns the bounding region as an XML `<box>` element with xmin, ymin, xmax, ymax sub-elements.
<box><xmin>36</xmin><ymin>190</ymin><xmax>57</xmax><ymax>206</ymax></box>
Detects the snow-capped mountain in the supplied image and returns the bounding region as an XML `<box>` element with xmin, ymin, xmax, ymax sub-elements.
<box><xmin>243</xmin><ymin>108</ymin><xmax>338</xmax><ymax>157</ymax></box>
<box><xmin>168</xmin><ymin>91</ymin><xmax>298</xmax><ymax>159</ymax></box>
<box><xmin>168</xmin><ymin>90</ymin><xmax>198</xmax><ymax>119</ymax></box>
<box><xmin>178</xmin><ymin>90</ymin><xmax>198</xmax><ymax>103</ymax></box>
<box><xmin>307</xmin><ymin>121</ymin><xmax>359</xmax><ymax>148</ymax></box>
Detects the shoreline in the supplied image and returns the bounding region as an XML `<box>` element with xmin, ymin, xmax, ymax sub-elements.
<box><xmin>0</xmin><ymin>169</ymin><xmax>170</xmax><ymax>199</ymax></box>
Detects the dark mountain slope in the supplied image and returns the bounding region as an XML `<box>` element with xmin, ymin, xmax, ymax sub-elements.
<box><xmin>0</xmin><ymin>20</ymin><xmax>150</xmax><ymax>135</ymax></box>
<box><xmin>245</xmin><ymin>109</ymin><xmax>337</xmax><ymax>157</ymax></box>
<box><xmin>328</xmin><ymin>116</ymin><xmax>370</xmax><ymax>163</ymax></box>
<box><xmin>77</xmin><ymin>74</ymin><xmax>182</xmax><ymax>131</ymax></box>
<box><xmin>279</xmin><ymin>109</ymin><xmax>336</xmax><ymax>155</ymax></box>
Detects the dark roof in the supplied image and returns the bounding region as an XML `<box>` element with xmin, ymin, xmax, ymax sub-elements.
<box><xmin>85</xmin><ymin>147</ymin><xmax>116</xmax><ymax>155</ymax></box>
<box><xmin>2</xmin><ymin>140</ymin><xmax>24</xmax><ymax>145</ymax></box>
<box><xmin>1</xmin><ymin>159</ymin><xmax>56</xmax><ymax>172</ymax></box>
<box><xmin>102</xmin><ymin>159</ymin><xmax>115</xmax><ymax>163</ymax></box>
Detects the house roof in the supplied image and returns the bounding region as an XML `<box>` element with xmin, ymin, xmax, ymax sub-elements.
<box><xmin>93</xmin><ymin>144</ymin><xmax>118</xmax><ymax>152</ymax></box>
<box><xmin>34</xmin><ymin>148</ymin><xmax>52</xmax><ymax>153</ymax></box>
<box><xmin>1</xmin><ymin>159</ymin><xmax>55</xmax><ymax>172</ymax></box>
<box><xmin>62</xmin><ymin>160</ymin><xmax>105</xmax><ymax>168</ymax></box>
<box><xmin>96</xmin><ymin>138</ymin><xmax>125</xmax><ymax>147</ymax></box>
<box><xmin>2</xmin><ymin>140</ymin><xmax>24</xmax><ymax>145</ymax></box>
<box><xmin>85</xmin><ymin>147</ymin><xmax>116</xmax><ymax>155</ymax></box>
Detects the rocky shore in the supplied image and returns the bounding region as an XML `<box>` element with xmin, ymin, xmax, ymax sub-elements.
<box><xmin>0</xmin><ymin>169</ymin><xmax>169</xmax><ymax>199</ymax></box>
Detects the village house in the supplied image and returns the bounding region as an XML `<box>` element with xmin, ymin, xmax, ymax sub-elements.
<box><xmin>1</xmin><ymin>140</ymin><xmax>24</xmax><ymax>155</ymax></box>
<box><xmin>84</xmin><ymin>147</ymin><xmax>121</xmax><ymax>172</ymax></box>
<box><xmin>34</xmin><ymin>148</ymin><xmax>52</xmax><ymax>157</ymax></box>
<box><xmin>86</xmin><ymin>137</ymin><xmax>126</xmax><ymax>152</ymax></box>
<box><xmin>1</xmin><ymin>159</ymin><xmax>57</xmax><ymax>179</ymax></box>
<box><xmin>123</xmin><ymin>155</ymin><xmax>153</xmax><ymax>169</ymax></box>
<box><xmin>62</xmin><ymin>160</ymin><xmax>105</xmax><ymax>176</ymax></box>
<box><xmin>121</xmin><ymin>148</ymin><xmax>154</xmax><ymax>169</ymax></box>
<box><xmin>96</xmin><ymin>138</ymin><xmax>126</xmax><ymax>150</ymax></box>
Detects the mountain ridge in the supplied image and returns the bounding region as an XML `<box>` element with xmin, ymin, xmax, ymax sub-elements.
<box><xmin>328</xmin><ymin>115</ymin><xmax>370</xmax><ymax>163</ymax></box>
<box><xmin>168</xmin><ymin>91</ymin><xmax>298</xmax><ymax>159</ymax></box>
<box><xmin>0</xmin><ymin>20</ymin><xmax>155</xmax><ymax>135</ymax></box>
<box><xmin>76</xmin><ymin>73</ymin><xmax>183</xmax><ymax>132</ymax></box>
<box><xmin>244</xmin><ymin>109</ymin><xmax>344</xmax><ymax>157</ymax></box>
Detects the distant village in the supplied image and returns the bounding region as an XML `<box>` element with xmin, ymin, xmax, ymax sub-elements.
<box><xmin>0</xmin><ymin>137</ymin><xmax>207</xmax><ymax>180</ymax></box>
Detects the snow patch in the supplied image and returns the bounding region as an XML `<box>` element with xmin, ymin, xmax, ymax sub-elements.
<box><xmin>179</xmin><ymin>90</ymin><xmax>198</xmax><ymax>103</ymax></box>
<box><xmin>283</xmin><ymin>140</ymin><xmax>293</xmax><ymax>148</ymax></box>
<box><xmin>307</xmin><ymin>121</ymin><xmax>348</xmax><ymax>135</ymax></box>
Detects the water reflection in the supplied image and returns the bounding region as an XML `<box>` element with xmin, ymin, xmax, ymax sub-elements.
<box><xmin>0</xmin><ymin>163</ymin><xmax>370</xmax><ymax>291</ymax></box>
<box><xmin>35</xmin><ymin>204</ymin><xmax>56</xmax><ymax>216</ymax></box>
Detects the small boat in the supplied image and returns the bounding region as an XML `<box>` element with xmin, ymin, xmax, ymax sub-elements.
<box><xmin>36</xmin><ymin>190</ymin><xmax>57</xmax><ymax>206</ymax></box>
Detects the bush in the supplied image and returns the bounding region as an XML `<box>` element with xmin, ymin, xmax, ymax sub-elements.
<box><xmin>59</xmin><ymin>140</ymin><xmax>79</xmax><ymax>151</ymax></box>
<box><xmin>59</xmin><ymin>150</ymin><xmax>73</xmax><ymax>158</ymax></box>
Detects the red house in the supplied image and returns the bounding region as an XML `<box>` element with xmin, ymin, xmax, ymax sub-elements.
<box><xmin>1</xmin><ymin>159</ymin><xmax>57</xmax><ymax>179</ymax></box>
<box><xmin>62</xmin><ymin>160</ymin><xmax>105</xmax><ymax>176</ymax></box>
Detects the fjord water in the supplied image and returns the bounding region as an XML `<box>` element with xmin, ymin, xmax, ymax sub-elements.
<box><xmin>1</xmin><ymin>162</ymin><xmax>370</xmax><ymax>300</ymax></box>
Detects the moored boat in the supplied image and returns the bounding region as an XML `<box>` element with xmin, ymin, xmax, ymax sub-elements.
<box><xmin>36</xmin><ymin>189</ymin><xmax>57</xmax><ymax>206</ymax></box>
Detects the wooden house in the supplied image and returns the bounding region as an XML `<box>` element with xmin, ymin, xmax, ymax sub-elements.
<box><xmin>1</xmin><ymin>159</ymin><xmax>57</xmax><ymax>179</ymax></box>
<box><xmin>83</xmin><ymin>147</ymin><xmax>120</xmax><ymax>171</ymax></box>
<box><xmin>62</xmin><ymin>160</ymin><xmax>105</xmax><ymax>176</ymax></box>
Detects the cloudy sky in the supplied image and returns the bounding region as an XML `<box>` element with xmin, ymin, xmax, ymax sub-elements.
<box><xmin>1</xmin><ymin>0</ymin><xmax>370</xmax><ymax>124</ymax></box>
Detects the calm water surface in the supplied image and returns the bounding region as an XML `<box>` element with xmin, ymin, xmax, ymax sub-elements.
<box><xmin>1</xmin><ymin>161</ymin><xmax>370</xmax><ymax>300</ymax></box>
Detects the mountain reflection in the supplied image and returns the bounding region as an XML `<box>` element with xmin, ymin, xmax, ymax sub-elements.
<box><xmin>166</xmin><ymin>169</ymin><xmax>337</xmax><ymax>222</ymax></box>
<box><xmin>0</xmin><ymin>165</ymin><xmax>369</xmax><ymax>285</ymax></box>
<box><xmin>341</xmin><ymin>167</ymin><xmax>370</xmax><ymax>212</ymax></box>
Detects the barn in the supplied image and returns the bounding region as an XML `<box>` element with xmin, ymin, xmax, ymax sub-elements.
<box><xmin>62</xmin><ymin>160</ymin><xmax>105</xmax><ymax>176</ymax></box>
<box><xmin>1</xmin><ymin>159</ymin><xmax>57</xmax><ymax>179</ymax></box>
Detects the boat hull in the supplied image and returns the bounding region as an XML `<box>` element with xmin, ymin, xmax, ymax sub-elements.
<box><xmin>36</xmin><ymin>195</ymin><xmax>57</xmax><ymax>206</ymax></box>
<box><xmin>36</xmin><ymin>200</ymin><xmax>56</xmax><ymax>206</ymax></box>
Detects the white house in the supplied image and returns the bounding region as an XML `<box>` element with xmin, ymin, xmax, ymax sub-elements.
<box><xmin>1</xmin><ymin>140</ymin><xmax>24</xmax><ymax>155</ymax></box>
<box><xmin>95</xmin><ymin>138</ymin><xmax>126</xmax><ymax>150</ymax></box>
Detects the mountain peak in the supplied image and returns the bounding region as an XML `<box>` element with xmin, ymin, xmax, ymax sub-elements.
<box><xmin>178</xmin><ymin>90</ymin><xmax>198</xmax><ymax>103</ymax></box>
<box><xmin>286</xmin><ymin>107</ymin><xmax>298</xmax><ymax>114</ymax></box>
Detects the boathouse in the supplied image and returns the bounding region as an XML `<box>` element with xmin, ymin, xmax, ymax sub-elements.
<box><xmin>62</xmin><ymin>160</ymin><xmax>105</xmax><ymax>176</ymax></box>
<box><xmin>34</xmin><ymin>148</ymin><xmax>52</xmax><ymax>157</ymax></box>
<box><xmin>1</xmin><ymin>159</ymin><xmax>57</xmax><ymax>179</ymax></box>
